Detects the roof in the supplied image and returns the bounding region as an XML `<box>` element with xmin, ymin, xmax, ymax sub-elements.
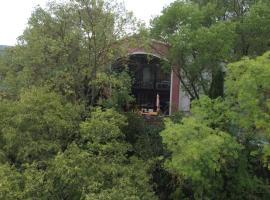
<box><xmin>127</xmin><ymin>39</ymin><xmax>170</xmax><ymax>60</ymax></box>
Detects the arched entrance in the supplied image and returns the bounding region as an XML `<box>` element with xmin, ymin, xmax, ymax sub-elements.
<box><xmin>128</xmin><ymin>54</ymin><xmax>171</xmax><ymax>115</ymax></box>
<box><xmin>113</xmin><ymin>39</ymin><xmax>183</xmax><ymax>115</ymax></box>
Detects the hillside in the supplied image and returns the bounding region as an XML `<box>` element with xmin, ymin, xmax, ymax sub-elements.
<box><xmin>0</xmin><ymin>45</ymin><xmax>10</xmax><ymax>50</ymax></box>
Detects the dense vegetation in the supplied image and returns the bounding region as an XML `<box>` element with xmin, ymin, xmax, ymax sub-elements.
<box><xmin>0</xmin><ymin>0</ymin><xmax>270</xmax><ymax>199</ymax></box>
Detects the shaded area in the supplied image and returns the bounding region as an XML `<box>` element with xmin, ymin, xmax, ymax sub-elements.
<box><xmin>114</xmin><ymin>54</ymin><xmax>171</xmax><ymax>115</ymax></box>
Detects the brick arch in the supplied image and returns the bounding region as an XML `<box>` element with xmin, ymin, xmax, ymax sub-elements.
<box><xmin>127</xmin><ymin>39</ymin><xmax>170</xmax><ymax>60</ymax></box>
<box><xmin>125</xmin><ymin>40</ymin><xmax>180</xmax><ymax>115</ymax></box>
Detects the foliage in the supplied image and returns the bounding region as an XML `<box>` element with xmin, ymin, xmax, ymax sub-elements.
<box><xmin>151</xmin><ymin>0</ymin><xmax>270</xmax><ymax>99</ymax></box>
<box><xmin>226</xmin><ymin>52</ymin><xmax>270</xmax><ymax>135</ymax></box>
<box><xmin>74</xmin><ymin>109</ymin><xmax>157</xmax><ymax>199</ymax></box>
<box><xmin>0</xmin><ymin>87</ymin><xmax>82</xmax><ymax>165</ymax></box>
<box><xmin>161</xmin><ymin>52</ymin><xmax>270</xmax><ymax>199</ymax></box>
<box><xmin>0</xmin><ymin>164</ymin><xmax>23</xmax><ymax>200</ymax></box>
<box><xmin>0</xmin><ymin>0</ymin><xmax>137</xmax><ymax>105</ymax></box>
<box><xmin>123</xmin><ymin>113</ymin><xmax>165</xmax><ymax>160</ymax></box>
<box><xmin>161</xmin><ymin>117</ymin><xmax>241</xmax><ymax>198</ymax></box>
<box><xmin>0</xmin><ymin>106</ymin><xmax>157</xmax><ymax>199</ymax></box>
<box><xmin>225</xmin><ymin>52</ymin><xmax>270</xmax><ymax>170</ymax></box>
<box><xmin>1</xmin><ymin>0</ymin><xmax>270</xmax><ymax>199</ymax></box>
<box><xmin>42</xmin><ymin>143</ymin><xmax>156</xmax><ymax>200</ymax></box>
<box><xmin>95</xmin><ymin>71</ymin><xmax>134</xmax><ymax>110</ymax></box>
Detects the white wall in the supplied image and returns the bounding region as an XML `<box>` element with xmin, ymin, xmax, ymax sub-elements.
<box><xmin>179</xmin><ymin>84</ymin><xmax>191</xmax><ymax>112</ymax></box>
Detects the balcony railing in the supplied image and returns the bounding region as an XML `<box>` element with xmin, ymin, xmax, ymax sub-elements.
<box><xmin>133</xmin><ymin>81</ymin><xmax>170</xmax><ymax>90</ymax></box>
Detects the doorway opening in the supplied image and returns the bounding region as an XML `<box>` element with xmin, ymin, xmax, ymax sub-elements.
<box><xmin>114</xmin><ymin>54</ymin><xmax>171</xmax><ymax>115</ymax></box>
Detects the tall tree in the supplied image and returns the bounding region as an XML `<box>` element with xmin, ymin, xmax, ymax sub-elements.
<box><xmin>151</xmin><ymin>0</ymin><xmax>270</xmax><ymax>99</ymax></box>
<box><xmin>0</xmin><ymin>0</ymin><xmax>137</xmax><ymax>106</ymax></box>
<box><xmin>151</xmin><ymin>1</ymin><xmax>236</xmax><ymax>99</ymax></box>
<box><xmin>0</xmin><ymin>87</ymin><xmax>82</xmax><ymax>165</ymax></box>
<box><xmin>161</xmin><ymin>52</ymin><xmax>270</xmax><ymax>199</ymax></box>
<box><xmin>0</xmin><ymin>107</ymin><xmax>158</xmax><ymax>199</ymax></box>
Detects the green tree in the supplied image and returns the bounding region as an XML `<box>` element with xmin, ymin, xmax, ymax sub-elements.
<box><xmin>0</xmin><ymin>0</ymin><xmax>137</xmax><ymax>106</ymax></box>
<box><xmin>0</xmin><ymin>87</ymin><xmax>82</xmax><ymax>165</ymax></box>
<box><xmin>0</xmin><ymin>164</ymin><xmax>23</xmax><ymax>200</ymax></box>
<box><xmin>0</xmin><ymin>108</ymin><xmax>157</xmax><ymax>199</ymax></box>
<box><xmin>238</xmin><ymin>1</ymin><xmax>270</xmax><ymax>57</ymax></box>
<box><xmin>151</xmin><ymin>0</ymin><xmax>270</xmax><ymax>99</ymax></box>
<box><xmin>161</xmin><ymin>52</ymin><xmax>270</xmax><ymax>199</ymax></box>
<box><xmin>161</xmin><ymin>116</ymin><xmax>241</xmax><ymax>199</ymax></box>
<box><xmin>226</xmin><ymin>52</ymin><xmax>270</xmax><ymax>168</ymax></box>
<box><xmin>151</xmin><ymin>1</ymin><xmax>236</xmax><ymax>99</ymax></box>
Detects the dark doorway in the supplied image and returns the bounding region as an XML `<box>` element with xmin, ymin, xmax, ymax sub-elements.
<box><xmin>114</xmin><ymin>54</ymin><xmax>171</xmax><ymax>115</ymax></box>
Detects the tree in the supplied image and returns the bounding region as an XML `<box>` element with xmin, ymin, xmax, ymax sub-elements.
<box><xmin>0</xmin><ymin>108</ymin><xmax>158</xmax><ymax>199</ymax></box>
<box><xmin>238</xmin><ymin>1</ymin><xmax>270</xmax><ymax>57</ymax></box>
<box><xmin>0</xmin><ymin>87</ymin><xmax>82</xmax><ymax>165</ymax></box>
<box><xmin>0</xmin><ymin>0</ymin><xmax>159</xmax><ymax>199</ymax></box>
<box><xmin>0</xmin><ymin>164</ymin><xmax>23</xmax><ymax>200</ymax></box>
<box><xmin>0</xmin><ymin>0</ymin><xmax>137</xmax><ymax>106</ymax></box>
<box><xmin>161</xmin><ymin>115</ymin><xmax>241</xmax><ymax>199</ymax></box>
<box><xmin>151</xmin><ymin>0</ymin><xmax>270</xmax><ymax>99</ymax></box>
<box><xmin>151</xmin><ymin>1</ymin><xmax>236</xmax><ymax>99</ymax></box>
<box><xmin>225</xmin><ymin>51</ymin><xmax>270</xmax><ymax>168</ymax></box>
<box><xmin>161</xmin><ymin>52</ymin><xmax>270</xmax><ymax>199</ymax></box>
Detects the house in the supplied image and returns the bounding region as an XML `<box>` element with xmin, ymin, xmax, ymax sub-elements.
<box><xmin>114</xmin><ymin>39</ymin><xmax>190</xmax><ymax>115</ymax></box>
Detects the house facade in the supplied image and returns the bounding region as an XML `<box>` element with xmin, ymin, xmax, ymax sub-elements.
<box><xmin>115</xmin><ymin>39</ymin><xmax>190</xmax><ymax>115</ymax></box>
